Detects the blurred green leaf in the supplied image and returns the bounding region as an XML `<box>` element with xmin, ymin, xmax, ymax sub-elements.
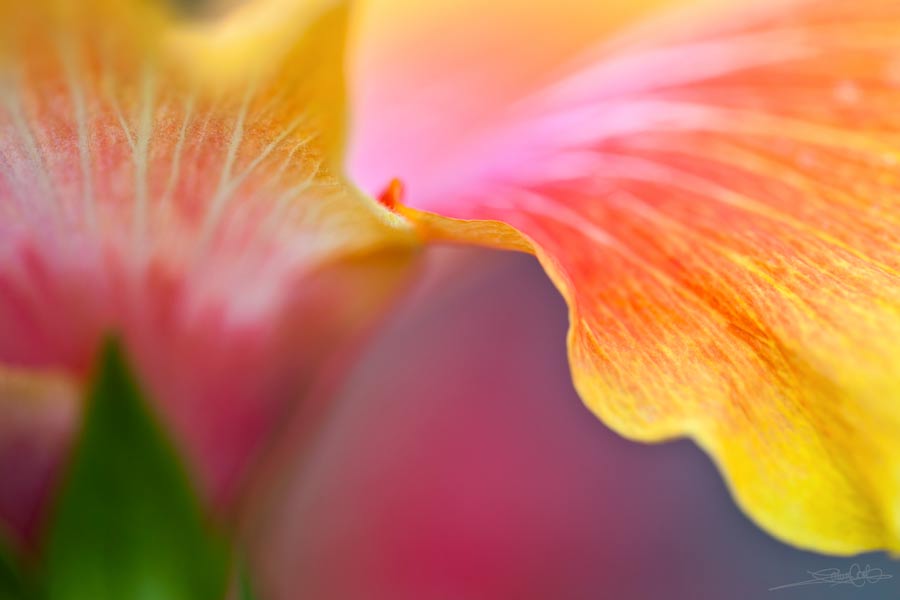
<box><xmin>238</xmin><ymin>564</ymin><xmax>258</xmax><ymax>600</ymax></box>
<box><xmin>0</xmin><ymin>536</ymin><xmax>29</xmax><ymax>600</ymax></box>
<box><xmin>42</xmin><ymin>339</ymin><xmax>228</xmax><ymax>600</ymax></box>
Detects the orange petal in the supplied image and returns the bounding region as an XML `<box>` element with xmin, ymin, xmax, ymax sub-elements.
<box><xmin>356</xmin><ymin>0</ymin><xmax>900</xmax><ymax>553</ymax></box>
<box><xmin>0</xmin><ymin>0</ymin><xmax>416</xmax><ymax>524</ymax></box>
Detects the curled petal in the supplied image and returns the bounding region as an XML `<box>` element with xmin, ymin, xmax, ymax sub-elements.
<box><xmin>355</xmin><ymin>0</ymin><xmax>900</xmax><ymax>553</ymax></box>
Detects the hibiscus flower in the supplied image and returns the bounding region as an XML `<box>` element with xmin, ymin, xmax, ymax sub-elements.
<box><xmin>0</xmin><ymin>0</ymin><xmax>898</xmax><ymax>596</ymax></box>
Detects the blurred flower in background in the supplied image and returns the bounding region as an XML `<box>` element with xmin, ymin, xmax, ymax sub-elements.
<box><xmin>0</xmin><ymin>0</ymin><xmax>416</xmax><ymax>548</ymax></box>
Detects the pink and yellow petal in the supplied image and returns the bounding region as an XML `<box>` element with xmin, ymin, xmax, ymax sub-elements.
<box><xmin>349</xmin><ymin>0</ymin><xmax>709</xmax><ymax>198</ymax></box>
<box><xmin>0</xmin><ymin>0</ymin><xmax>416</xmax><ymax>536</ymax></box>
<box><xmin>357</xmin><ymin>0</ymin><xmax>900</xmax><ymax>553</ymax></box>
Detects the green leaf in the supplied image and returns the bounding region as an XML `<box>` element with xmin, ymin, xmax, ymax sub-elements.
<box><xmin>0</xmin><ymin>535</ymin><xmax>29</xmax><ymax>600</ymax></box>
<box><xmin>41</xmin><ymin>339</ymin><xmax>228</xmax><ymax>600</ymax></box>
<box><xmin>238</xmin><ymin>564</ymin><xmax>258</xmax><ymax>600</ymax></box>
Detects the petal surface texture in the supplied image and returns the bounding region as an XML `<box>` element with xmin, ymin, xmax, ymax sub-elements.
<box><xmin>351</xmin><ymin>0</ymin><xmax>900</xmax><ymax>553</ymax></box>
<box><xmin>0</xmin><ymin>0</ymin><xmax>414</xmax><ymax>537</ymax></box>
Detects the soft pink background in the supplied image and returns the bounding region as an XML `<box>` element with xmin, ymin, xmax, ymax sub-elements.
<box><xmin>252</xmin><ymin>248</ymin><xmax>900</xmax><ymax>600</ymax></box>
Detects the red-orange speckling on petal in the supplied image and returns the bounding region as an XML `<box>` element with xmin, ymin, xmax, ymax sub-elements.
<box><xmin>351</xmin><ymin>0</ymin><xmax>900</xmax><ymax>554</ymax></box>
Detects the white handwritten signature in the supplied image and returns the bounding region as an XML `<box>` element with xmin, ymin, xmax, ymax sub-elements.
<box><xmin>769</xmin><ymin>563</ymin><xmax>893</xmax><ymax>591</ymax></box>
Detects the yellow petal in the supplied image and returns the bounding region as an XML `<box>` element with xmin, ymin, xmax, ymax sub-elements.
<box><xmin>168</xmin><ymin>0</ymin><xmax>353</xmax><ymax>162</ymax></box>
<box><xmin>368</xmin><ymin>0</ymin><xmax>900</xmax><ymax>553</ymax></box>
